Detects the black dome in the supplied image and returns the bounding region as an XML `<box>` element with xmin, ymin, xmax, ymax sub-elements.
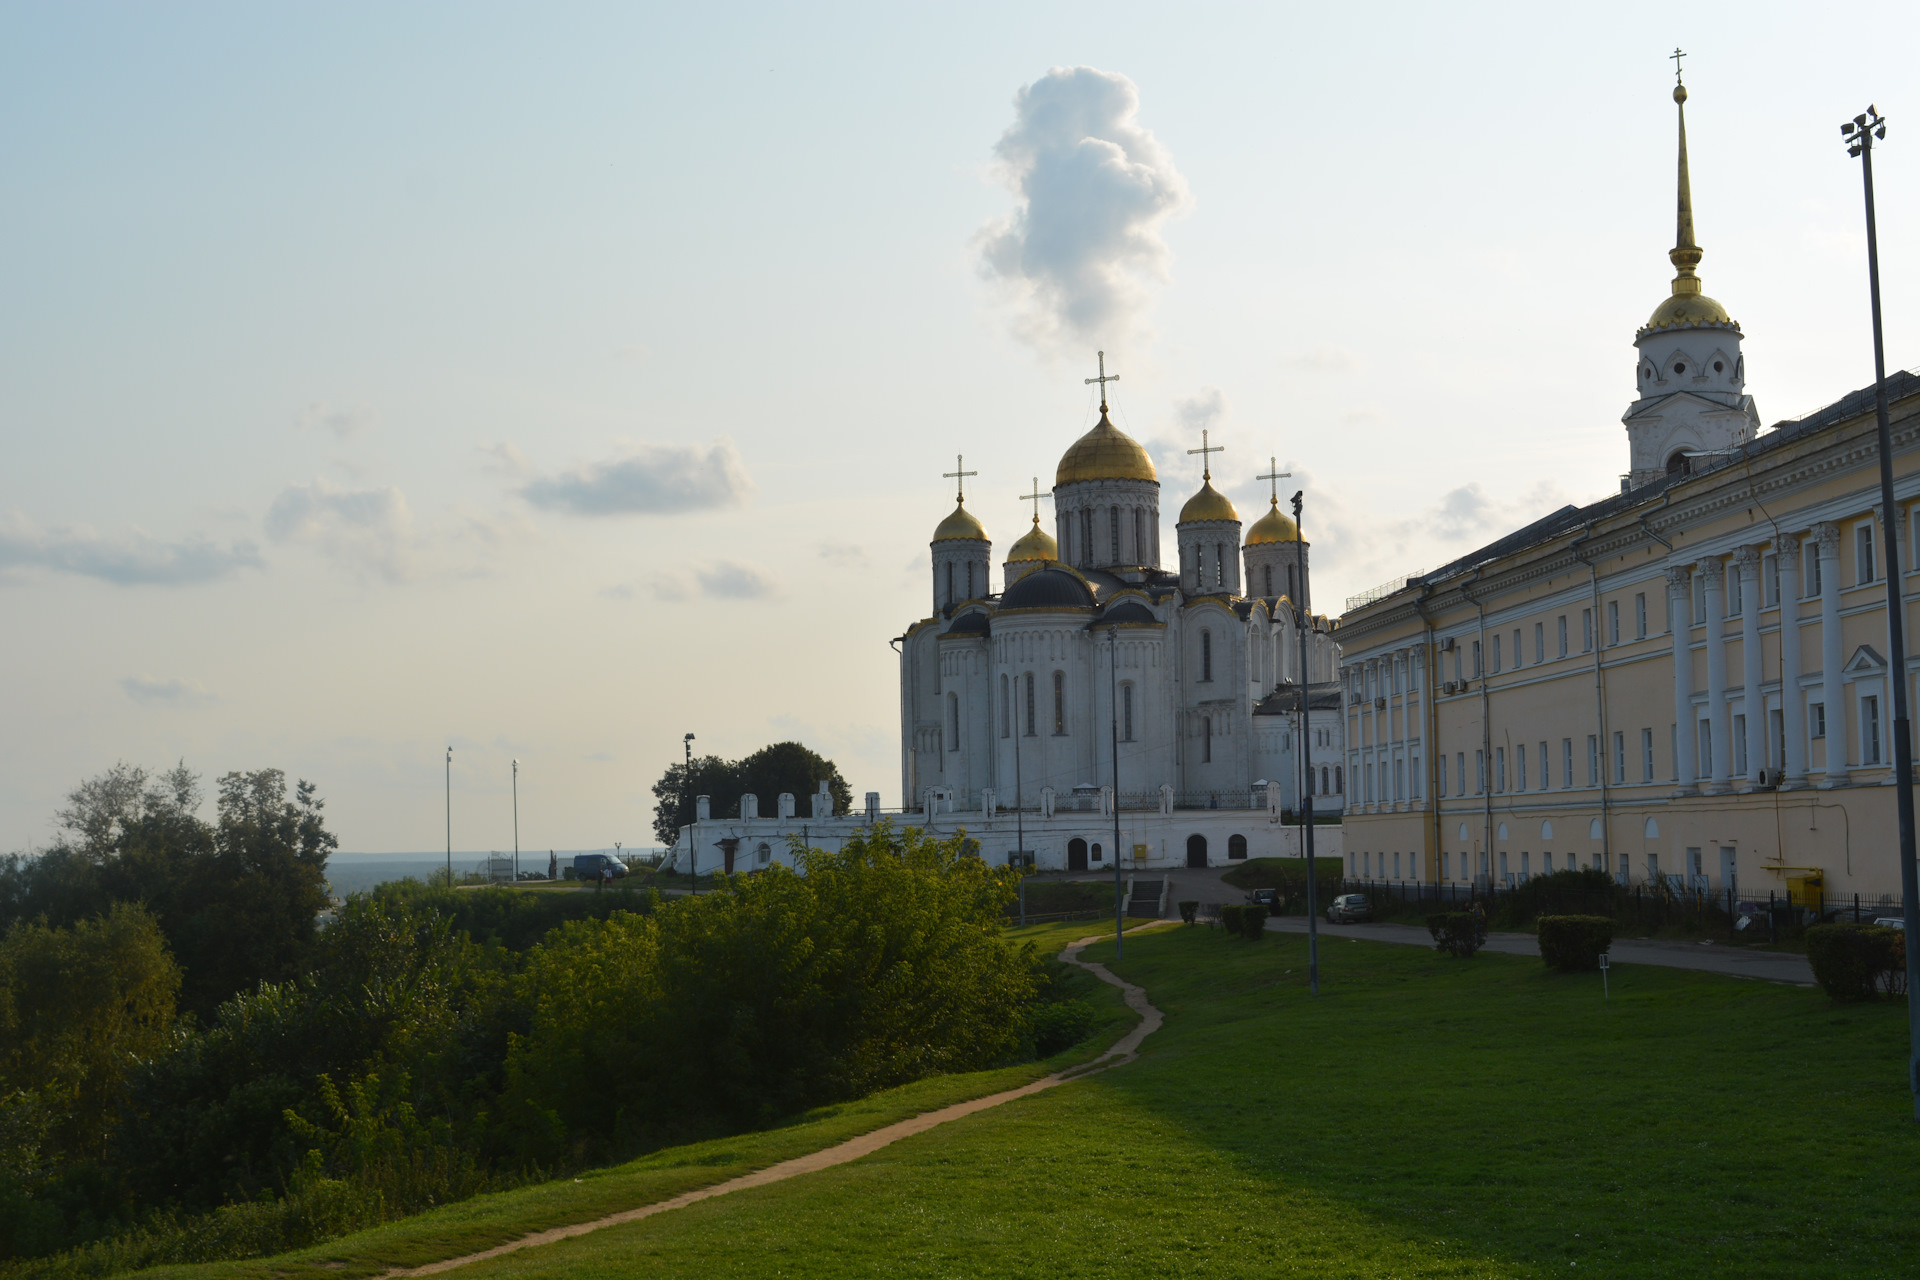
<box><xmin>945</xmin><ymin>610</ymin><xmax>990</xmax><ymax>635</ymax></box>
<box><xmin>999</xmin><ymin>567</ymin><xmax>1095</xmax><ymax>611</ymax></box>
<box><xmin>1098</xmin><ymin>601</ymin><xmax>1156</xmax><ymax>625</ymax></box>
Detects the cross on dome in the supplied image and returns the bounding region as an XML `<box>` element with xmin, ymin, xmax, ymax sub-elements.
<box><xmin>943</xmin><ymin>454</ymin><xmax>978</xmax><ymax>503</ymax></box>
<box><xmin>1018</xmin><ymin>477</ymin><xmax>1050</xmax><ymax>521</ymax></box>
<box><xmin>1670</xmin><ymin>46</ymin><xmax>1685</xmax><ymax>86</ymax></box>
<box><xmin>1083</xmin><ymin>350</ymin><xmax>1119</xmax><ymax>408</ymax></box>
<box><xmin>1257</xmin><ymin>457</ymin><xmax>1292</xmax><ymax>503</ymax></box>
<box><xmin>1188</xmin><ymin>428</ymin><xmax>1225</xmax><ymax>481</ymax></box>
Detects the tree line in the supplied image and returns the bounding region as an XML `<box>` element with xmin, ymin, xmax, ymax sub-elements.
<box><xmin>1</xmin><ymin>760</ymin><xmax>1059</xmax><ymax>1274</ymax></box>
<box><xmin>648</xmin><ymin>741</ymin><xmax>853</xmax><ymax>845</ymax></box>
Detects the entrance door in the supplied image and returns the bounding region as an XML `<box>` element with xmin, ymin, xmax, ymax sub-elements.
<box><xmin>1719</xmin><ymin>846</ymin><xmax>1737</xmax><ymax>899</ymax></box>
<box><xmin>1186</xmin><ymin>834</ymin><xmax>1208</xmax><ymax>868</ymax></box>
<box><xmin>1067</xmin><ymin>838</ymin><xmax>1088</xmax><ymax>871</ymax></box>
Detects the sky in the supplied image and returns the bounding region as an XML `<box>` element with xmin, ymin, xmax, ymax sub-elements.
<box><xmin>2</xmin><ymin>2</ymin><xmax>1916</xmax><ymax>854</ymax></box>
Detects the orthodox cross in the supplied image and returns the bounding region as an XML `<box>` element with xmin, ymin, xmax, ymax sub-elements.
<box><xmin>1018</xmin><ymin>476</ymin><xmax>1051</xmax><ymax>522</ymax></box>
<box><xmin>1187</xmin><ymin>428</ymin><xmax>1225</xmax><ymax>480</ymax></box>
<box><xmin>943</xmin><ymin>454</ymin><xmax>977</xmax><ymax>502</ymax></box>
<box><xmin>1257</xmin><ymin>457</ymin><xmax>1292</xmax><ymax>503</ymax></box>
<box><xmin>1670</xmin><ymin>47</ymin><xmax>1685</xmax><ymax>85</ymax></box>
<box><xmin>1084</xmin><ymin>350</ymin><xmax>1119</xmax><ymax>407</ymax></box>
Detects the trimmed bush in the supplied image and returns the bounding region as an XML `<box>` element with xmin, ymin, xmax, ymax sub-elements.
<box><xmin>1218</xmin><ymin>905</ymin><xmax>1265</xmax><ymax>940</ymax></box>
<box><xmin>1537</xmin><ymin>915</ymin><xmax>1614</xmax><ymax>971</ymax></box>
<box><xmin>1806</xmin><ymin>924</ymin><xmax>1904</xmax><ymax>1002</ymax></box>
<box><xmin>1428</xmin><ymin>912</ymin><xmax>1486</xmax><ymax>958</ymax></box>
<box><xmin>1219</xmin><ymin>905</ymin><xmax>1245</xmax><ymax>936</ymax></box>
<box><xmin>1178</xmin><ymin>900</ymin><xmax>1198</xmax><ymax>925</ymax></box>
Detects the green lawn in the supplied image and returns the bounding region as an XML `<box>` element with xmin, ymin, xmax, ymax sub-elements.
<box><xmin>132</xmin><ymin>922</ymin><xmax>1920</xmax><ymax>1279</ymax></box>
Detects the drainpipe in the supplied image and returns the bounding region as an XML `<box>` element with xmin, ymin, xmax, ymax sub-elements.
<box><xmin>1414</xmin><ymin>579</ymin><xmax>1441</xmax><ymax>883</ymax></box>
<box><xmin>1570</xmin><ymin>522</ymin><xmax>1613</xmax><ymax>874</ymax></box>
<box><xmin>1461</xmin><ymin>567</ymin><xmax>1495</xmax><ymax>889</ymax></box>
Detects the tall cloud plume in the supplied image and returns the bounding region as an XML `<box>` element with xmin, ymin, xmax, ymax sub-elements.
<box><xmin>521</xmin><ymin>439</ymin><xmax>751</xmax><ymax>516</ymax></box>
<box><xmin>0</xmin><ymin>513</ymin><xmax>261</xmax><ymax>586</ymax></box>
<box><xmin>977</xmin><ymin>66</ymin><xmax>1191</xmax><ymax>349</ymax></box>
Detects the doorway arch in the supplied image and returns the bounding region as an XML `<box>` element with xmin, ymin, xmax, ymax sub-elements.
<box><xmin>1227</xmin><ymin>834</ymin><xmax>1248</xmax><ymax>860</ymax></box>
<box><xmin>1068</xmin><ymin>838</ymin><xmax>1088</xmax><ymax>871</ymax></box>
<box><xmin>1186</xmin><ymin>834</ymin><xmax>1208</xmax><ymax>868</ymax></box>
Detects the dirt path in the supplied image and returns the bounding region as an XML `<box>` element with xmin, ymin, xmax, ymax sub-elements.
<box><xmin>389</xmin><ymin>922</ymin><xmax>1174</xmax><ymax>1277</ymax></box>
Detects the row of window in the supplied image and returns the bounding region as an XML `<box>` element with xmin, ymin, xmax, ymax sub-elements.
<box><xmin>1064</xmin><ymin>505</ymin><xmax>1156</xmax><ymax>569</ymax></box>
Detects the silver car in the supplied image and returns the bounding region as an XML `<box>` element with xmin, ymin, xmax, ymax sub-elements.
<box><xmin>1328</xmin><ymin>893</ymin><xmax>1372</xmax><ymax>924</ymax></box>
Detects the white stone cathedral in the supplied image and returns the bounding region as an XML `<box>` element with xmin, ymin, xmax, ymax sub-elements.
<box><xmin>667</xmin><ymin>378</ymin><xmax>1348</xmax><ymax>877</ymax></box>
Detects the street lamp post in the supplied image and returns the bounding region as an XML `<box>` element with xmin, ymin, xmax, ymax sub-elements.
<box><xmin>1293</xmin><ymin>491</ymin><xmax>1320</xmax><ymax>995</ymax></box>
<box><xmin>1841</xmin><ymin>104</ymin><xmax>1920</xmax><ymax>1118</ymax></box>
<box><xmin>684</xmin><ymin>733</ymin><xmax>698</xmax><ymax>896</ymax></box>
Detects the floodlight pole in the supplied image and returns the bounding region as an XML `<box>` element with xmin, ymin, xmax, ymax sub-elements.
<box><xmin>1294</xmin><ymin>492</ymin><xmax>1319</xmax><ymax>995</ymax></box>
<box><xmin>1843</xmin><ymin>105</ymin><xmax>1920</xmax><ymax>1119</ymax></box>
<box><xmin>512</xmin><ymin>759</ymin><xmax>520</xmax><ymax>882</ymax></box>
<box><xmin>445</xmin><ymin>746</ymin><xmax>452</xmax><ymax>888</ymax></box>
<box><xmin>1110</xmin><ymin>625</ymin><xmax>1124</xmax><ymax>960</ymax></box>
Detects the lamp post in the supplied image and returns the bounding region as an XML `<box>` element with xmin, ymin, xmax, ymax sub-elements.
<box><xmin>445</xmin><ymin>746</ymin><xmax>452</xmax><ymax>889</ymax></box>
<box><xmin>1110</xmin><ymin>625</ymin><xmax>1125</xmax><ymax>959</ymax></box>
<box><xmin>684</xmin><ymin>732</ymin><xmax>698</xmax><ymax>896</ymax></box>
<box><xmin>1293</xmin><ymin>491</ymin><xmax>1319</xmax><ymax>995</ymax></box>
<box><xmin>1841</xmin><ymin>104</ymin><xmax>1920</xmax><ymax>1118</ymax></box>
<box><xmin>512</xmin><ymin>759</ymin><xmax>520</xmax><ymax>883</ymax></box>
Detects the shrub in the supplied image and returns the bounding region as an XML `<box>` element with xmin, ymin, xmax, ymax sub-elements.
<box><xmin>1178</xmin><ymin>901</ymin><xmax>1198</xmax><ymax>925</ymax></box>
<box><xmin>1806</xmin><ymin>924</ymin><xmax>1904</xmax><ymax>1002</ymax></box>
<box><xmin>1219</xmin><ymin>905</ymin><xmax>1263</xmax><ymax>939</ymax></box>
<box><xmin>1428</xmin><ymin>912</ymin><xmax>1486</xmax><ymax>958</ymax></box>
<box><xmin>1218</xmin><ymin>905</ymin><xmax>1244</xmax><ymax>936</ymax></box>
<box><xmin>1030</xmin><ymin>1000</ymin><xmax>1096</xmax><ymax>1057</ymax></box>
<box><xmin>1537</xmin><ymin>915</ymin><xmax>1614</xmax><ymax>971</ymax></box>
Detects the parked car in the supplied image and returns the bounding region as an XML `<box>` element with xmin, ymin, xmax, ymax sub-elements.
<box><xmin>1327</xmin><ymin>893</ymin><xmax>1371</xmax><ymax>924</ymax></box>
<box><xmin>570</xmin><ymin>853</ymin><xmax>628</xmax><ymax>881</ymax></box>
<box><xmin>1872</xmin><ymin>916</ymin><xmax>1907</xmax><ymax>930</ymax></box>
<box><xmin>1245</xmin><ymin>888</ymin><xmax>1281</xmax><ymax>915</ymax></box>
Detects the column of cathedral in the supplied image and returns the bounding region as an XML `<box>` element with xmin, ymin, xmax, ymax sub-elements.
<box><xmin>1735</xmin><ymin>545</ymin><xmax>1766</xmax><ymax>787</ymax></box>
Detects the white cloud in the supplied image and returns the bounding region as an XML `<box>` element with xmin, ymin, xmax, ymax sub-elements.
<box><xmin>476</xmin><ymin>441</ymin><xmax>532</xmax><ymax>477</ymax></box>
<box><xmin>0</xmin><ymin>513</ymin><xmax>262</xmax><ymax>586</ymax></box>
<box><xmin>265</xmin><ymin>479</ymin><xmax>415</xmax><ymax>581</ymax></box>
<box><xmin>977</xmin><ymin>66</ymin><xmax>1191</xmax><ymax>349</ymax></box>
<box><xmin>818</xmin><ymin>542</ymin><xmax>868</xmax><ymax>567</ymax></box>
<box><xmin>294</xmin><ymin>402</ymin><xmax>375</xmax><ymax>439</ymax></box>
<box><xmin>1280</xmin><ymin>347</ymin><xmax>1360</xmax><ymax>373</ymax></box>
<box><xmin>521</xmin><ymin>438</ymin><xmax>752</xmax><ymax>516</ymax></box>
<box><xmin>635</xmin><ymin>560</ymin><xmax>777</xmax><ymax>603</ymax></box>
<box><xmin>1174</xmin><ymin>386</ymin><xmax>1227</xmax><ymax>434</ymax></box>
<box><xmin>119</xmin><ymin>675</ymin><xmax>217</xmax><ymax>707</ymax></box>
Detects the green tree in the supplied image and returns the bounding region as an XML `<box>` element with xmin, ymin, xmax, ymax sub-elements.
<box><xmin>648</xmin><ymin>741</ymin><xmax>852</xmax><ymax>845</ymax></box>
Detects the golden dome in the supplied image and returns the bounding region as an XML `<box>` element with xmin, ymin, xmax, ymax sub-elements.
<box><xmin>931</xmin><ymin>499</ymin><xmax>987</xmax><ymax>543</ymax></box>
<box><xmin>1245</xmin><ymin>497</ymin><xmax>1301</xmax><ymax>545</ymax></box>
<box><xmin>1006</xmin><ymin>515</ymin><xmax>1058</xmax><ymax>562</ymax></box>
<box><xmin>1178</xmin><ymin>479</ymin><xmax>1238</xmax><ymax>525</ymax></box>
<box><xmin>1642</xmin><ymin>290</ymin><xmax>1735</xmax><ymax>334</ymax></box>
<box><xmin>1055</xmin><ymin>407</ymin><xmax>1157</xmax><ymax>486</ymax></box>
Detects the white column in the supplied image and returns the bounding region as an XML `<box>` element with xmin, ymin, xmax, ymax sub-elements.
<box><xmin>1667</xmin><ymin>564</ymin><xmax>1697</xmax><ymax>794</ymax></box>
<box><xmin>1701</xmin><ymin>558</ymin><xmax>1730</xmax><ymax>792</ymax></box>
<box><xmin>1816</xmin><ymin>522</ymin><xmax>1846</xmax><ymax>785</ymax></box>
<box><xmin>1736</xmin><ymin>546</ymin><xmax>1766</xmax><ymax>788</ymax></box>
<box><xmin>1778</xmin><ymin>533</ymin><xmax>1808</xmax><ymax>787</ymax></box>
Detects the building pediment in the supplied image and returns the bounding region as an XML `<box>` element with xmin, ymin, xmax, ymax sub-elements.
<box><xmin>1844</xmin><ymin>644</ymin><xmax>1888</xmax><ymax>676</ymax></box>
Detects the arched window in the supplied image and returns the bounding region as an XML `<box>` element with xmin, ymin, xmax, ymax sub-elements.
<box><xmin>1321</xmin><ymin>765</ymin><xmax>1329</xmax><ymax>794</ymax></box>
<box><xmin>1228</xmin><ymin>834</ymin><xmax>1248</xmax><ymax>860</ymax></box>
<box><xmin>1263</xmin><ymin>564</ymin><xmax>1273</xmax><ymax>596</ymax></box>
<box><xmin>1122</xmin><ymin>683</ymin><xmax>1135</xmax><ymax>741</ymax></box>
<box><xmin>756</xmin><ymin>842</ymin><xmax>771</xmax><ymax>865</ymax></box>
<box><xmin>1110</xmin><ymin>506</ymin><xmax>1120</xmax><ymax>563</ymax></box>
<box><xmin>1090</xmin><ymin>842</ymin><xmax>1103</xmax><ymax>862</ymax></box>
<box><xmin>999</xmin><ymin>674</ymin><xmax>1009</xmax><ymax>738</ymax></box>
<box><xmin>1052</xmin><ymin>670</ymin><xmax>1065</xmax><ymax>735</ymax></box>
<box><xmin>966</xmin><ymin>561</ymin><xmax>975</xmax><ymax>600</ymax></box>
<box><xmin>1024</xmin><ymin>672</ymin><xmax>1035</xmax><ymax>736</ymax></box>
<box><xmin>1201</xmin><ymin>630</ymin><xmax>1213</xmax><ymax>682</ymax></box>
<box><xmin>947</xmin><ymin>693</ymin><xmax>960</xmax><ymax>751</ymax></box>
<box><xmin>945</xmin><ymin>561</ymin><xmax>954</xmax><ymax>605</ymax></box>
<box><xmin>1203</xmin><ymin>715</ymin><xmax>1213</xmax><ymax>762</ymax></box>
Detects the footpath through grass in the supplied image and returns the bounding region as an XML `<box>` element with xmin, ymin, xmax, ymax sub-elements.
<box><xmin>414</xmin><ymin>924</ymin><xmax>1915</xmax><ymax>1279</ymax></box>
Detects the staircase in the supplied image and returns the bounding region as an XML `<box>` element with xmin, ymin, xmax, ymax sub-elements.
<box><xmin>1128</xmin><ymin>879</ymin><xmax>1166</xmax><ymax>919</ymax></box>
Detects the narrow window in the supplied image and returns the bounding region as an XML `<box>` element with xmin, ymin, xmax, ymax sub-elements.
<box><xmin>1134</xmin><ymin>508</ymin><xmax>1146</xmax><ymax>565</ymax></box>
<box><xmin>1438</xmin><ymin>757</ymin><xmax>1448</xmax><ymax>798</ymax></box>
<box><xmin>1516</xmin><ymin>746</ymin><xmax>1527</xmax><ymax>792</ymax></box>
<box><xmin>1000</xmin><ymin>675</ymin><xmax>1009</xmax><ymax>738</ymax></box>
<box><xmin>1693</xmin><ymin>574</ymin><xmax>1707</xmax><ymax>623</ymax></box>
<box><xmin>1863</xmin><ymin>695</ymin><xmax>1883</xmax><ymax>764</ymax></box>
<box><xmin>1608</xmin><ymin>600</ymin><xmax>1620</xmax><ymax>645</ymax></box>
<box><xmin>1457</xmin><ymin>751</ymin><xmax>1466</xmax><ymax>796</ymax></box>
<box><xmin>1733</xmin><ymin>714</ymin><xmax>1748</xmax><ymax>775</ymax></box>
<box><xmin>1763</xmin><ymin>554</ymin><xmax>1778</xmax><ymax>607</ymax></box>
<box><xmin>1082</xmin><ymin>509</ymin><xmax>1093</xmax><ymax>567</ymax></box>
<box><xmin>1024</xmin><ymin>672</ymin><xmax>1035</xmax><ymax>736</ymax></box>
<box><xmin>1642</xmin><ymin>728</ymin><xmax>1654</xmax><ymax>781</ymax></box>
<box><xmin>1052</xmin><ymin>671</ymin><xmax>1065</xmax><ymax>735</ymax></box>
<box><xmin>1539</xmin><ymin>741</ymin><xmax>1549</xmax><ymax>789</ymax></box>
<box><xmin>1335</xmin><ymin>765</ymin><xmax>1342</xmax><ymax>793</ymax></box>
<box><xmin>1806</xmin><ymin>542</ymin><xmax>1822</xmax><ymax>597</ymax></box>
<box><xmin>1203</xmin><ymin>716</ymin><xmax>1213</xmax><ymax>763</ymax></box>
<box><xmin>1492</xmin><ymin>634</ymin><xmax>1502</xmax><ymax>673</ymax></box>
<box><xmin>1110</xmin><ymin>506</ymin><xmax>1120</xmax><ymax>563</ymax></box>
<box><xmin>945</xmin><ymin>561</ymin><xmax>954</xmax><ymax>606</ymax></box>
<box><xmin>1728</xmin><ymin>569</ymin><xmax>1742</xmax><ymax>617</ymax></box>
<box><xmin>1582</xmin><ymin>608</ymin><xmax>1594</xmax><ymax>652</ymax></box>
<box><xmin>1288</xmin><ymin>563</ymin><xmax>1297</xmax><ymax>599</ymax></box>
<box><xmin>947</xmin><ymin>693</ymin><xmax>960</xmax><ymax>751</ymax></box>
<box><xmin>1123</xmin><ymin>683</ymin><xmax>1134</xmax><ymax>741</ymax></box>
<box><xmin>967</xmin><ymin>561</ymin><xmax>975</xmax><ymax>599</ymax></box>
<box><xmin>1587</xmin><ymin>735</ymin><xmax>1599</xmax><ymax>786</ymax></box>
<box><xmin>1201</xmin><ymin>630</ymin><xmax>1213</xmax><ymax>682</ymax></box>
<box><xmin>1562</xmin><ymin>738</ymin><xmax>1573</xmax><ymax>789</ymax></box>
<box><xmin>1857</xmin><ymin>523</ymin><xmax>1877</xmax><ymax>585</ymax></box>
<box><xmin>1698</xmin><ymin>719</ymin><xmax>1712</xmax><ymax>777</ymax></box>
<box><xmin>1534</xmin><ymin>622</ymin><xmax>1544</xmax><ymax>663</ymax></box>
<box><xmin>1811</xmin><ymin>701</ymin><xmax>1826</xmax><ymax>739</ymax></box>
<box><xmin>1557</xmin><ymin>615</ymin><xmax>1568</xmax><ymax>658</ymax></box>
<box><xmin>1472</xmin><ymin>640</ymin><xmax>1482</xmax><ymax>676</ymax></box>
<box><xmin>1263</xmin><ymin>564</ymin><xmax>1273</xmax><ymax>596</ymax></box>
<box><xmin>1475</xmin><ymin>750</ymin><xmax>1485</xmax><ymax>794</ymax></box>
<box><xmin>1214</xmin><ymin>543</ymin><xmax>1224</xmax><ymax>587</ymax></box>
<box><xmin>1635</xmin><ymin>592</ymin><xmax>1648</xmax><ymax>638</ymax></box>
<box><xmin>1495</xmin><ymin>747</ymin><xmax>1506</xmax><ymax>793</ymax></box>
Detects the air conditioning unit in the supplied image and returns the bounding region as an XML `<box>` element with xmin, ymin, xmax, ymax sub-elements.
<box><xmin>1374</xmin><ymin>697</ymin><xmax>1387</xmax><ymax>710</ymax></box>
<box><xmin>1443</xmin><ymin>680</ymin><xmax>1459</xmax><ymax>695</ymax></box>
<box><xmin>1440</xmin><ymin>637</ymin><xmax>1456</xmax><ymax>652</ymax></box>
<box><xmin>1756</xmin><ymin>768</ymin><xmax>1782</xmax><ymax>790</ymax></box>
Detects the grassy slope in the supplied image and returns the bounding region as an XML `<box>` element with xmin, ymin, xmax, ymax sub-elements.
<box><xmin>420</xmin><ymin>927</ymin><xmax>1919</xmax><ymax>1280</ymax></box>
<box><xmin>129</xmin><ymin>922</ymin><xmax>1136</xmax><ymax>1280</ymax></box>
<box><xmin>1219</xmin><ymin>856</ymin><xmax>1343</xmax><ymax>890</ymax></box>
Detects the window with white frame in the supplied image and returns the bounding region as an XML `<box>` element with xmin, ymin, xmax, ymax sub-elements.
<box><xmin>1857</xmin><ymin>523</ymin><xmax>1877</xmax><ymax>585</ymax></box>
<box><xmin>1475</xmin><ymin>750</ymin><xmax>1486</xmax><ymax>794</ymax></box>
<box><xmin>1516</xmin><ymin>746</ymin><xmax>1527</xmax><ymax>792</ymax></box>
<box><xmin>1608</xmin><ymin>601</ymin><xmax>1620</xmax><ymax>645</ymax></box>
<box><xmin>1492</xmin><ymin>633</ymin><xmax>1502</xmax><ymax>673</ymax></box>
<box><xmin>1729</xmin><ymin>567</ymin><xmax>1743</xmax><ymax>617</ymax></box>
<box><xmin>1811</xmin><ymin>701</ymin><xmax>1826</xmax><ymax>739</ymax></box>
<box><xmin>1457</xmin><ymin>751</ymin><xmax>1466</xmax><ymax>796</ymax></box>
<box><xmin>1763</xmin><ymin>553</ymin><xmax>1779</xmax><ymax>606</ymax></box>
<box><xmin>1582</xmin><ymin>608</ymin><xmax>1594</xmax><ymax>652</ymax></box>
<box><xmin>1495</xmin><ymin>746</ymin><xmax>1506</xmax><ymax>793</ymax></box>
<box><xmin>1557</xmin><ymin>615</ymin><xmax>1569</xmax><ymax>658</ymax></box>
<box><xmin>1534</xmin><ymin>622</ymin><xmax>1545</xmax><ymax>663</ymax></box>
<box><xmin>1733</xmin><ymin>714</ymin><xmax>1747</xmax><ymax>775</ymax></box>
<box><xmin>1613</xmin><ymin>731</ymin><xmax>1626</xmax><ymax>784</ymax></box>
<box><xmin>1539</xmin><ymin>741</ymin><xmax>1550</xmax><ymax>790</ymax></box>
<box><xmin>1635</xmin><ymin>592</ymin><xmax>1648</xmax><ymax>639</ymax></box>
<box><xmin>1693</xmin><ymin>573</ymin><xmax>1707</xmax><ymax>623</ymax></box>
<box><xmin>1587</xmin><ymin>735</ymin><xmax>1599</xmax><ymax>786</ymax></box>
<box><xmin>1862</xmin><ymin>693</ymin><xmax>1883</xmax><ymax>765</ymax></box>
<box><xmin>1642</xmin><ymin>728</ymin><xmax>1654</xmax><ymax>782</ymax></box>
<box><xmin>1562</xmin><ymin>738</ymin><xmax>1573</xmax><ymax>789</ymax></box>
<box><xmin>1805</xmin><ymin>541</ymin><xmax>1822</xmax><ymax>597</ymax></box>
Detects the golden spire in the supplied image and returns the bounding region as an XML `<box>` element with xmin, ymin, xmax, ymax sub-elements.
<box><xmin>1668</xmin><ymin>48</ymin><xmax>1703</xmax><ymax>298</ymax></box>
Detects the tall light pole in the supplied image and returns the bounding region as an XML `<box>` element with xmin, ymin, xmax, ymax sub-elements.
<box><xmin>684</xmin><ymin>732</ymin><xmax>698</xmax><ymax>896</ymax></box>
<box><xmin>512</xmin><ymin>758</ymin><xmax>520</xmax><ymax>883</ymax></box>
<box><xmin>445</xmin><ymin>746</ymin><xmax>453</xmax><ymax>889</ymax></box>
<box><xmin>1293</xmin><ymin>491</ymin><xmax>1319</xmax><ymax>995</ymax></box>
<box><xmin>1842</xmin><ymin>104</ymin><xmax>1919</xmax><ymax>1118</ymax></box>
<box><xmin>1109</xmin><ymin>625</ymin><xmax>1125</xmax><ymax>959</ymax></box>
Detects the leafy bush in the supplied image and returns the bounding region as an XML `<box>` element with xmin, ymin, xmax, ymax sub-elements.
<box><xmin>1537</xmin><ymin>915</ymin><xmax>1614</xmax><ymax>971</ymax></box>
<box><xmin>1428</xmin><ymin>912</ymin><xmax>1486</xmax><ymax>958</ymax></box>
<box><xmin>1216</xmin><ymin>905</ymin><xmax>1264</xmax><ymax>941</ymax></box>
<box><xmin>1806</xmin><ymin>924</ymin><xmax>1904</xmax><ymax>1002</ymax></box>
<box><xmin>1030</xmin><ymin>1000</ymin><xmax>1096</xmax><ymax>1057</ymax></box>
<box><xmin>1178</xmin><ymin>901</ymin><xmax>1197</xmax><ymax>925</ymax></box>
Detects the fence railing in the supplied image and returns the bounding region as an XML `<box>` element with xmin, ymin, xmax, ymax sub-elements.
<box><xmin>1337</xmin><ymin>877</ymin><xmax>1907</xmax><ymax>936</ymax></box>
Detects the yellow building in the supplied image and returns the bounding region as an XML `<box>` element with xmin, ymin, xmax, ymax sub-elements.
<box><xmin>1336</xmin><ymin>76</ymin><xmax>1920</xmax><ymax>908</ymax></box>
